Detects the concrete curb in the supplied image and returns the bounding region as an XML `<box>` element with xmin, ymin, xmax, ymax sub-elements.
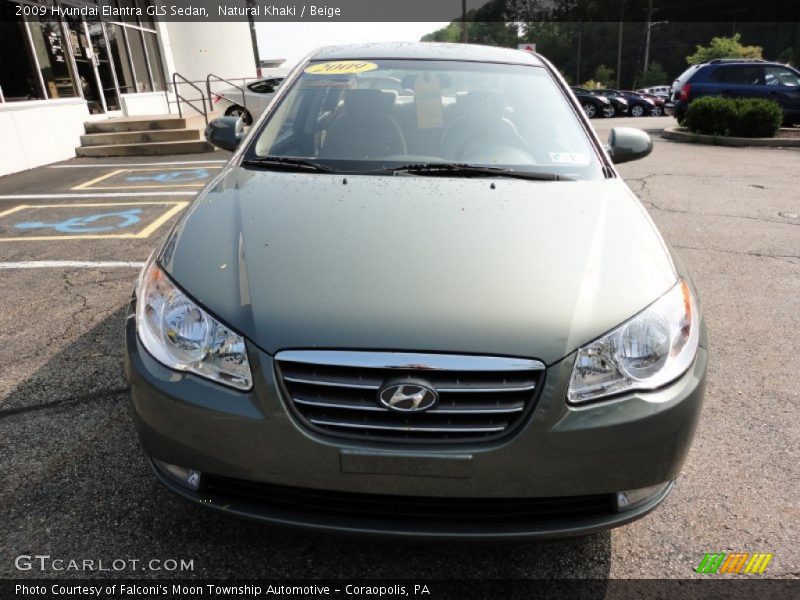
<box><xmin>661</xmin><ymin>127</ymin><xmax>800</xmax><ymax>147</ymax></box>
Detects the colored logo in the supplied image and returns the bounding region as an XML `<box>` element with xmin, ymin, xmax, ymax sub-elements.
<box><xmin>125</xmin><ymin>168</ymin><xmax>209</xmax><ymax>183</ymax></box>
<box><xmin>15</xmin><ymin>208</ymin><xmax>142</xmax><ymax>233</ymax></box>
<box><xmin>696</xmin><ymin>552</ymin><xmax>773</xmax><ymax>574</ymax></box>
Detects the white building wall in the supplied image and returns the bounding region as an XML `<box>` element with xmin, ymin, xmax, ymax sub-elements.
<box><xmin>121</xmin><ymin>91</ymin><xmax>173</xmax><ymax>116</ymax></box>
<box><xmin>0</xmin><ymin>99</ymin><xmax>88</xmax><ymax>177</ymax></box>
<box><xmin>162</xmin><ymin>21</ymin><xmax>257</xmax><ymax>84</ymax></box>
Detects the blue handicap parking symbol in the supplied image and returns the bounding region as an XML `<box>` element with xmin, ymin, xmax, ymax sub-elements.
<box><xmin>15</xmin><ymin>208</ymin><xmax>143</xmax><ymax>234</ymax></box>
<box><xmin>125</xmin><ymin>168</ymin><xmax>210</xmax><ymax>183</ymax></box>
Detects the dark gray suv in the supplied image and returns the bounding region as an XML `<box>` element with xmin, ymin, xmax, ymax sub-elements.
<box><xmin>666</xmin><ymin>58</ymin><xmax>800</xmax><ymax>124</ymax></box>
<box><xmin>125</xmin><ymin>43</ymin><xmax>708</xmax><ymax>540</ymax></box>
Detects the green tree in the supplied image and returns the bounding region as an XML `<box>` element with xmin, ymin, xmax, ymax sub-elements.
<box><xmin>421</xmin><ymin>21</ymin><xmax>519</xmax><ymax>47</ymax></box>
<box><xmin>637</xmin><ymin>61</ymin><xmax>669</xmax><ymax>87</ymax></box>
<box><xmin>594</xmin><ymin>64</ymin><xmax>615</xmax><ymax>88</ymax></box>
<box><xmin>686</xmin><ymin>34</ymin><xmax>763</xmax><ymax>65</ymax></box>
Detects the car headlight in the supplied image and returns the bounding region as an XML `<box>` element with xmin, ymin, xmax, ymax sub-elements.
<box><xmin>567</xmin><ymin>279</ymin><xmax>699</xmax><ymax>404</ymax></box>
<box><xmin>135</xmin><ymin>261</ymin><xmax>252</xmax><ymax>391</ymax></box>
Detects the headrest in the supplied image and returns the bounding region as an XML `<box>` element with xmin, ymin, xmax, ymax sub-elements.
<box><xmin>343</xmin><ymin>89</ymin><xmax>394</xmax><ymax>123</ymax></box>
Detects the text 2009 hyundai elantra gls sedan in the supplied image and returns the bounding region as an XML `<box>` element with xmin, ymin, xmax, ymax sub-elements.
<box><xmin>124</xmin><ymin>43</ymin><xmax>707</xmax><ymax>540</ymax></box>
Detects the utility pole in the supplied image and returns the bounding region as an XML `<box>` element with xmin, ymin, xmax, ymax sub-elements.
<box><xmin>616</xmin><ymin>2</ymin><xmax>624</xmax><ymax>89</ymax></box>
<box><xmin>246</xmin><ymin>0</ymin><xmax>261</xmax><ymax>76</ymax></box>
<box><xmin>644</xmin><ymin>0</ymin><xmax>653</xmax><ymax>76</ymax></box>
<box><xmin>576</xmin><ymin>21</ymin><xmax>582</xmax><ymax>84</ymax></box>
<box><xmin>461</xmin><ymin>0</ymin><xmax>468</xmax><ymax>43</ymax></box>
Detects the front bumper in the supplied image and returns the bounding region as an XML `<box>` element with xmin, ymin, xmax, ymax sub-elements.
<box><xmin>125</xmin><ymin>304</ymin><xmax>707</xmax><ymax>540</ymax></box>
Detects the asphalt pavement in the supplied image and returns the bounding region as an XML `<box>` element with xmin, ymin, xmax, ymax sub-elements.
<box><xmin>0</xmin><ymin>118</ymin><xmax>798</xmax><ymax>581</ymax></box>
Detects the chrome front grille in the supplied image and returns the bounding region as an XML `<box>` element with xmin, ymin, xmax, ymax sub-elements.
<box><xmin>275</xmin><ymin>351</ymin><xmax>545</xmax><ymax>444</ymax></box>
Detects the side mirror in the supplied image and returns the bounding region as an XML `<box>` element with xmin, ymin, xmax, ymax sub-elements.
<box><xmin>608</xmin><ymin>127</ymin><xmax>653</xmax><ymax>164</ymax></box>
<box><xmin>205</xmin><ymin>116</ymin><xmax>244</xmax><ymax>151</ymax></box>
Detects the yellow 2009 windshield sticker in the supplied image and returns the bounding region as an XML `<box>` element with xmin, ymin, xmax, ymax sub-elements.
<box><xmin>305</xmin><ymin>61</ymin><xmax>378</xmax><ymax>75</ymax></box>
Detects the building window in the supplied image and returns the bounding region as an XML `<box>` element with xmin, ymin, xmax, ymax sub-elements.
<box><xmin>124</xmin><ymin>25</ymin><xmax>151</xmax><ymax>92</ymax></box>
<box><xmin>0</xmin><ymin>2</ymin><xmax>44</xmax><ymax>101</ymax></box>
<box><xmin>106</xmin><ymin>23</ymin><xmax>135</xmax><ymax>93</ymax></box>
<box><xmin>28</xmin><ymin>14</ymin><xmax>78</xmax><ymax>99</ymax></box>
<box><xmin>1</xmin><ymin>0</ymin><xmax>166</xmax><ymax>107</ymax></box>
<box><xmin>142</xmin><ymin>30</ymin><xmax>165</xmax><ymax>91</ymax></box>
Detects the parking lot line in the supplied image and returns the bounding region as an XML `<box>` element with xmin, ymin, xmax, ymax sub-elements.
<box><xmin>0</xmin><ymin>192</ymin><xmax>196</xmax><ymax>199</ymax></box>
<box><xmin>49</xmin><ymin>160</ymin><xmax>227</xmax><ymax>168</ymax></box>
<box><xmin>0</xmin><ymin>261</ymin><xmax>145</xmax><ymax>269</ymax></box>
<box><xmin>72</xmin><ymin>165</ymin><xmax>223</xmax><ymax>190</ymax></box>
<box><xmin>73</xmin><ymin>169</ymin><xmax>127</xmax><ymax>190</ymax></box>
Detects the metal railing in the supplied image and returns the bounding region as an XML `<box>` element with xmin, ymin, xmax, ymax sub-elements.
<box><xmin>166</xmin><ymin>73</ymin><xmax>258</xmax><ymax>124</ymax></box>
<box><xmin>170</xmin><ymin>72</ymin><xmax>208</xmax><ymax>124</ymax></box>
<box><xmin>206</xmin><ymin>74</ymin><xmax>247</xmax><ymax>114</ymax></box>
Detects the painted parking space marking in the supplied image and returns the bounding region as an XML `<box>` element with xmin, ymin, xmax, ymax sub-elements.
<box><xmin>50</xmin><ymin>160</ymin><xmax>226</xmax><ymax>168</ymax></box>
<box><xmin>0</xmin><ymin>192</ymin><xmax>195</xmax><ymax>199</ymax></box>
<box><xmin>73</xmin><ymin>165</ymin><xmax>223</xmax><ymax>190</ymax></box>
<box><xmin>0</xmin><ymin>261</ymin><xmax>146</xmax><ymax>269</ymax></box>
<box><xmin>0</xmin><ymin>201</ymin><xmax>188</xmax><ymax>241</ymax></box>
<box><xmin>15</xmin><ymin>208</ymin><xmax>143</xmax><ymax>234</ymax></box>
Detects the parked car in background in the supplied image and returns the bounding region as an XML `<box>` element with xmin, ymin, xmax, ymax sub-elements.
<box><xmin>212</xmin><ymin>75</ymin><xmax>286</xmax><ymax>125</ymax></box>
<box><xmin>625</xmin><ymin>90</ymin><xmax>666</xmax><ymax>116</ymax></box>
<box><xmin>127</xmin><ymin>43</ymin><xmax>708</xmax><ymax>541</ymax></box>
<box><xmin>638</xmin><ymin>85</ymin><xmax>671</xmax><ymax>99</ymax></box>
<box><xmin>595</xmin><ymin>89</ymin><xmax>654</xmax><ymax>117</ymax></box>
<box><xmin>666</xmin><ymin>59</ymin><xmax>800</xmax><ymax>124</ymax></box>
<box><xmin>570</xmin><ymin>86</ymin><xmax>615</xmax><ymax>118</ymax></box>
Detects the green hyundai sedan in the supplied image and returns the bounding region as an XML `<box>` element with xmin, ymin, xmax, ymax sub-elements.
<box><xmin>124</xmin><ymin>43</ymin><xmax>707</xmax><ymax>539</ymax></box>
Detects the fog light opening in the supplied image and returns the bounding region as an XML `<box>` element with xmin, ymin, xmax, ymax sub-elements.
<box><xmin>153</xmin><ymin>459</ymin><xmax>202</xmax><ymax>491</ymax></box>
<box><xmin>616</xmin><ymin>481</ymin><xmax>673</xmax><ymax>513</ymax></box>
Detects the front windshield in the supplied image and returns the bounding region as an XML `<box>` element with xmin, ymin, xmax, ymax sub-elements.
<box><xmin>246</xmin><ymin>59</ymin><xmax>604</xmax><ymax>180</ymax></box>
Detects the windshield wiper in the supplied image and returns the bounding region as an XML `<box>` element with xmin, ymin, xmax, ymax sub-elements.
<box><xmin>388</xmin><ymin>163</ymin><xmax>571</xmax><ymax>181</ymax></box>
<box><xmin>241</xmin><ymin>156</ymin><xmax>334</xmax><ymax>173</ymax></box>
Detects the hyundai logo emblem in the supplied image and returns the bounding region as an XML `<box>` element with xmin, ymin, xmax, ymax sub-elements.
<box><xmin>378</xmin><ymin>382</ymin><xmax>438</xmax><ymax>412</ymax></box>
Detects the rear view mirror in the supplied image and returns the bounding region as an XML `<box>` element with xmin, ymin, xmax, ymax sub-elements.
<box><xmin>608</xmin><ymin>127</ymin><xmax>653</xmax><ymax>164</ymax></box>
<box><xmin>205</xmin><ymin>116</ymin><xmax>244</xmax><ymax>152</ymax></box>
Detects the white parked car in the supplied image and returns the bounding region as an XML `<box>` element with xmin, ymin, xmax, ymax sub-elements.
<box><xmin>638</xmin><ymin>85</ymin><xmax>671</xmax><ymax>99</ymax></box>
<box><xmin>212</xmin><ymin>76</ymin><xmax>286</xmax><ymax>125</ymax></box>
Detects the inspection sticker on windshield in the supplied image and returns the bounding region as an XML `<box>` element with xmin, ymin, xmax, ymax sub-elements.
<box><xmin>549</xmin><ymin>152</ymin><xmax>589</xmax><ymax>165</ymax></box>
<box><xmin>305</xmin><ymin>61</ymin><xmax>378</xmax><ymax>75</ymax></box>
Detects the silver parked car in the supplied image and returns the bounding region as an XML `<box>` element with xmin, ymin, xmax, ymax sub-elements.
<box><xmin>212</xmin><ymin>74</ymin><xmax>286</xmax><ymax>124</ymax></box>
<box><xmin>126</xmin><ymin>43</ymin><xmax>707</xmax><ymax>540</ymax></box>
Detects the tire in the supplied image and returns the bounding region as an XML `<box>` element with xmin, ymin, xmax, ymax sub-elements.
<box><xmin>602</xmin><ymin>105</ymin><xmax>616</xmax><ymax>118</ymax></box>
<box><xmin>582</xmin><ymin>103</ymin><xmax>597</xmax><ymax>119</ymax></box>
<box><xmin>651</xmin><ymin>105</ymin><xmax>663</xmax><ymax>117</ymax></box>
<box><xmin>225</xmin><ymin>105</ymin><xmax>253</xmax><ymax>125</ymax></box>
<box><xmin>630</xmin><ymin>104</ymin><xmax>645</xmax><ymax>118</ymax></box>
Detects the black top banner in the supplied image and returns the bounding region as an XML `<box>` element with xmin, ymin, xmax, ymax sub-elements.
<box><xmin>6</xmin><ymin>0</ymin><xmax>800</xmax><ymax>23</ymax></box>
<box><xmin>2</xmin><ymin>579</ymin><xmax>800</xmax><ymax>600</ymax></box>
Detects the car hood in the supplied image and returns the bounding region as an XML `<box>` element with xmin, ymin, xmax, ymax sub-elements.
<box><xmin>160</xmin><ymin>168</ymin><xmax>676</xmax><ymax>364</ymax></box>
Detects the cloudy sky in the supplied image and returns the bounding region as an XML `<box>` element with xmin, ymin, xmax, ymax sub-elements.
<box><xmin>256</xmin><ymin>22</ymin><xmax>450</xmax><ymax>69</ymax></box>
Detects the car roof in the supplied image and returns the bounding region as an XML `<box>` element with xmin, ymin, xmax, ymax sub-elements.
<box><xmin>310</xmin><ymin>42</ymin><xmax>543</xmax><ymax>66</ymax></box>
<box><xmin>702</xmin><ymin>59</ymin><xmax>785</xmax><ymax>67</ymax></box>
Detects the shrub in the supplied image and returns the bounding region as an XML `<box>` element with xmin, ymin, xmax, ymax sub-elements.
<box><xmin>732</xmin><ymin>99</ymin><xmax>783</xmax><ymax>137</ymax></box>
<box><xmin>684</xmin><ymin>97</ymin><xmax>739</xmax><ymax>136</ymax></box>
<box><xmin>685</xmin><ymin>97</ymin><xmax>783</xmax><ymax>138</ymax></box>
